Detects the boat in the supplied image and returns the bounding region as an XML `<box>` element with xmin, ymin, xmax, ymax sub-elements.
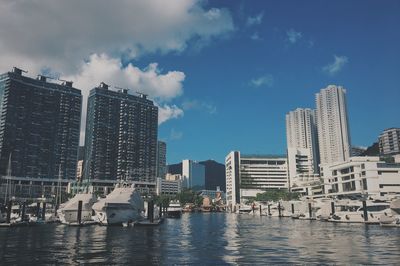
<box><xmin>57</xmin><ymin>193</ymin><xmax>97</xmax><ymax>225</ymax></box>
<box><xmin>380</xmin><ymin>198</ymin><xmax>400</xmax><ymax>227</ymax></box>
<box><xmin>92</xmin><ymin>182</ymin><xmax>144</xmax><ymax>225</ymax></box>
<box><xmin>329</xmin><ymin>200</ymin><xmax>390</xmax><ymax>224</ymax></box>
<box><xmin>201</xmin><ymin>197</ymin><xmax>212</xmax><ymax>212</ymax></box>
<box><xmin>166</xmin><ymin>200</ymin><xmax>182</xmax><ymax>218</ymax></box>
<box><xmin>237</xmin><ymin>204</ymin><xmax>253</xmax><ymax>214</ymax></box>
<box><xmin>182</xmin><ymin>203</ymin><xmax>195</xmax><ymax>212</ymax></box>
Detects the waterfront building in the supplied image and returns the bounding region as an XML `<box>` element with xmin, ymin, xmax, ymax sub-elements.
<box><xmin>379</xmin><ymin>128</ymin><xmax>400</xmax><ymax>156</ymax></box>
<box><xmin>225</xmin><ymin>151</ymin><xmax>289</xmax><ymax>209</ymax></box>
<box><xmin>315</xmin><ymin>85</ymin><xmax>351</xmax><ymax>166</ymax></box>
<box><xmin>286</xmin><ymin>108</ymin><xmax>319</xmax><ymax>178</ymax></box>
<box><xmin>156</xmin><ymin>141</ymin><xmax>167</xmax><ymax>178</ymax></box>
<box><xmin>0</xmin><ymin>68</ymin><xmax>82</xmax><ymax>182</ymax></box>
<box><xmin>321</xmin><ymin>156</ymin><xmax>400</xmax><ymax>198</ymax></box>
<box><xmin>156</xmin><ymin>177</ymin><xmax>181</xmax><ymax>196</ymax></box>
<box><xmin>287</xmin><ymin>148</ymin><xmax>320</xmax><ymax>187</ymax></box>
<box><xmin>165</xmin><ymin>173</ymin><xmax>182</xmax><ymax>181</ymax></box>
<box><xmin>182</xmin><ymin>159</ymin><xmax>205</xmax><ymax>190</ymax></box>
<box><xmin>84</xmin><ymin>83</ymin><xmax>158</xmax><ymax>182</ymax></box>
<box><xmin>167</xmin><ymin>160</ymin><xmax>226</xmax><ymax>191</ymax></box>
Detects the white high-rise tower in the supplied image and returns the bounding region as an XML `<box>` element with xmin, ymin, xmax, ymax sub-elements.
<box><xmin>286</xmin><ymin>108</ymin><xmax>319</xmax><ymax>185</ymax></box>
<box><xmin>316</xmin><ymin>85</ymin><xmax>351</xmax><ymax>165</ymax></box>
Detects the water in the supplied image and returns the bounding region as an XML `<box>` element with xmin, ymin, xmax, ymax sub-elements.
<box><xmin>1</xmin><ymin>213</ymin><xmax>400</xmax><ymax>265</ymax></box>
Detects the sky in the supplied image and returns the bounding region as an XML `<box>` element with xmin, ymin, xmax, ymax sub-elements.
<box><xmin>0</xmin><ymin>0</ymin><xmax>399</xmax><ymax>164</ymax></box>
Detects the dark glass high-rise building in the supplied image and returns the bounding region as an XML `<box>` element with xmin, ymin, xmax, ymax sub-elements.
<box><xmin>0</xmin><ymin>67</ymin><xmax>82</xmax><ymax>180</ymax></box>
<box><xmin>84</xmin><ymin>83</ymin><xmax>158</xmax><ymax>182</ymax></box>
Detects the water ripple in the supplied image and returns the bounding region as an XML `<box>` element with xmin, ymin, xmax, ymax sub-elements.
<box><xmin>1</xmin><ymin>213</ymin><xmax>400</xmax><ymax>265</ymax></box>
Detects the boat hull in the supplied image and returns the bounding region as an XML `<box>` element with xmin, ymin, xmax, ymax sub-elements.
<box><xmin>94</xmin><ymin>205</ymin><xmax>142</xmax><ymax>225</ymax></box>
<box><xmin>58</xmin><ymin>209</ymin><xmax>93</xmax><ymax>225</ymax></box>
<box><xmin>167</xmin><ymin>210</ymin><xmax>182</xmax><ymax>218</ymax></box>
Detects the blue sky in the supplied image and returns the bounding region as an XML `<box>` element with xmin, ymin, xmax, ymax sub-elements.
<box><xmin>147</xmin><ymin>1</ymin><xmax>400</xmax><ymax>163</ymax></box>
<box><xmin>0</xmin><ymin>0</ymin><xmax>399</xmax><ymax>164</ymax></box>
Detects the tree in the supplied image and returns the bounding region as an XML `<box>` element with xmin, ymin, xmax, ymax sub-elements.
<box><xmin>255</xmin><ymin>189</ymin><xmax>300</xmax><ymax>202</ymax></box>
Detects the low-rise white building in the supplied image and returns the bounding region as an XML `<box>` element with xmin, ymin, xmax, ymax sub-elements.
<box><xmin>225</xmin><ymin>151</ymin><xmax>289</xmax><ymax>209</ymax></box>
<box><xmin>156</xmin><ymin>177</ymin><xmax>182</xmax><ymax>196</ymax></box>
<box><xmin>321</xmin><ymin>156</ymin><xmax>400</xmax><ymax>198</ymax></box>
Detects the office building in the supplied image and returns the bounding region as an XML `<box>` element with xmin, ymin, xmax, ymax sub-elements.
<box><xmin>0</xmin><ymin>67</ymin><xmax>82</xmax><ymax>180</ymax></box>
<box><xmin>225</xmin><ymin>151</ymin><xmax>288</xmax><ymax>209</ymax></box>
<box><xmin>156</xmin><ymin>141</ymin><xmax>167</xmax><ymax>178</ymax></box>
<box><xmin>316</xmin><ymin>85</ymin><xmax>351</xmax><ymax>165</ymax></box>
<box><xmin>321</xmin><ymin>157</ymin><xmax>400</xmax><ymax>198</ymax></box>
<box><xmin>84</xmin><ymin>83</ymin><xmax>158</xmax><ymax>182</ymax></box>
<box><xmin>379</xmin><ymin>128</ymin><xmax>400</xmax><ymax>156</ymax></box>
<box><xmin>182</xmin><ymin>159</ymin><xmax>205</xmax><ymax>190</ymax></box>
<box><xmin>156</xmin><ymin>177</ymin><xmax>182</xmax><ymax>195</ymax></box>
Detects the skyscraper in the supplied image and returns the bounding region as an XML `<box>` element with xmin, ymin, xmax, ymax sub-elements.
<box><xmin>0</xmin><ymin>67</ymin><xmax>82</xmax><ymax>180</ymax></box>
<box><xmin>315</xmin><ymin>85</ymin><xmax>351</xmax><ymax>165</ymax></box>
<box><xmin>156</xmin><ymin>140</ymin><xmax>167</xmax><ymax>178</ymax></box>
<box><xmin>182</xmin><ymin>159</ymin><xmax>205</xmax><ymax>190</ymax></box>
<box><xmin>286</xmin><ymin>108</ymin><xmax>319</xmax><ymax>181</ymax></box>
<box><xmin>84</xmin><ymin>83</ymin><xmax>158</xmax><ymax>182</ymax></box>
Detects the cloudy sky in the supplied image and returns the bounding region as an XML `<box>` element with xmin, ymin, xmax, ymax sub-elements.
<box><xmin>1</xmin><ymin>0</ymin><xmax>399</xmax><ymax>164</ymax></box>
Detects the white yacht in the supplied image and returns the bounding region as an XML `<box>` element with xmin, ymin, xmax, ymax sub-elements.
<box><xmin>57</xmin><ymin>193</ymin><xmax>97</xmax><ymax>225</ymax></box>
<box><xmin>166</xmin><ymin>200</ymin><xmax>182</xmax><ymax>218</ymax></box>
<box><xmin>92</xmin><ymin>183</ymin><xmax>144</xmax><ymax>225</ymax></box>
<box><xmin>329</xmin><ymin>200</ymin><xmax>390</xmax><ymax>224</ymax></box>
<box><xmin>380</xmin><ymin>198</ymin><xmax>400</xmax><ymax>227</ymax></box>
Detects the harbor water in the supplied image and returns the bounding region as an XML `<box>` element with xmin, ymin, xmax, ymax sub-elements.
<box><xmin>1</xmin><ymin>213</ymin><xmax>400</xmax><ymax>265</ymax></box>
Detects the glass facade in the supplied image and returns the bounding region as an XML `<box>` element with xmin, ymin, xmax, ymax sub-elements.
<box><xmin>84</xmin><ymin>84</ymin><xmax>158</xmax><ymax>182</ymax></box>
<box><xmin>0</xmin><ymin>69</ymin><xmax>82</xmax><ymax>180</ymax></box>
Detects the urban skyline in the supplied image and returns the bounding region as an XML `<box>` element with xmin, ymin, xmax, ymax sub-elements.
<box><xmin>0</xmin><ymin>1</ymin><xmax>398</xmax><ymax>165</ymax></box>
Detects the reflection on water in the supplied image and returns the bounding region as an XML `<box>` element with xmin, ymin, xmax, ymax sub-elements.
<box><xmin>1</xmin><ymin>213</ymin><xmax>400</xmax><ymax>264</ymax></box>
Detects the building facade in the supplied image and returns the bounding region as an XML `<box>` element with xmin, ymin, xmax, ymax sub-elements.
<box><xmin>156</xmin><ymin>177</ymin><xmax>181</xmax><ymax>196</ymax></box>
<box><xmin>182</xmin><ymin>159</ymin><xmax>205</xmax><ymax>190</ymax></box>
<box><xmin>0</xmin><ymin>67</ymin><xmax>82</xmax><ymax>181</ymax></box>
<box><xmin>156</xmin><ymin>141</ymin><xmax>167</xmax><ymax>178</ymax></box>
<box><xmin>379</xmin><ymin>128</ymin><xmax>400</xmax><ymax>156</ymax></box>
<box><xmin>225</xmin><ymin>151</ymin><xmax>289</xmax><ymax>208</ymax></box>
<box><xmin>316</xmin><ymin>85</ymin><xmax>351</xmax><ymax>166</ymax></box>
<box><xmin>84</xmin><ymin>83</ymin><xmax>158</xmax><ymax>182</ymax></box>
<box><xmin>321</xmin><ymin>157</ymin><xmax>400</xmax><ymax>198</ymax></box>
<box><xmin>286</xmin><ymin>108</ymin><xmax>319</xmax><ymax>187</ymax></box>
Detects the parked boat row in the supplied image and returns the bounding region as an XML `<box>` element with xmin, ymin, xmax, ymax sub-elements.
<box><xmin>1</xmin><ymin>182</ymin><xmax>163</xmax><ymax>227</ymax></box>
<box><xmin>237</xmin><ymin>197</ymin><xmax>400</xmax><ymax>227</ymax></box>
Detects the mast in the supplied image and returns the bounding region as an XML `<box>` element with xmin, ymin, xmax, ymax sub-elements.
<box><xmin>4</xmin><ymin>153</ymin><xmax>11</xmax><ymax>203</ymax></box>
<box><xmin>56</xmin><ymin>165</ymin><xmax>62</xmax><ymax>206</ymax></box>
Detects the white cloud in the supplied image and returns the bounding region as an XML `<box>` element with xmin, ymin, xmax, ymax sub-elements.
<box><xmin>250</xmin><ymin>32</ymin><xmax>262</xmax><ymax>41</ymax></box>
<box><xmin>0</xmin><ymin>0</ymin><xmax>234</xmax><ymax>74</ymax></box>
<box><xmin>0</xmin><ymin>1</ymin><xmax>234</xmax><ymax>143</ymax></box>
<box><xmin>286</xmin><ymin>29</ymin><xmax>302</xmax><ymax>44</ymax></box>
<box><xmin>158</xmin><ymin>104</ymin><xmax>184</xmax><ymax>125</ymax></box>
<box><xmin>61</xmin><ymin>53</ymin><xmax>186</xmax><ymax>143</ymax></box>
<box><xmin>250</xmin><ymin>75</ymin><xmax>274</xmax><ymax>88</ymax></box>
<box><xmin>246</xmin><ymin>12</ymin><xmax>264</xmax><ymax>26</ymax></box>
<box><xmin>323</xmin><ymin>55</ymin><xmax>349</xmax><ymax>75</ymax></box>
<box><xmin>170</xmin><ymin>128</ymin><xmax>183</xmax><ymax>140</ymax></box>
<box><xmin>182</xmin><ymin>99</ymin><xmax>217</xmax><ymax>114</ymax></box>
